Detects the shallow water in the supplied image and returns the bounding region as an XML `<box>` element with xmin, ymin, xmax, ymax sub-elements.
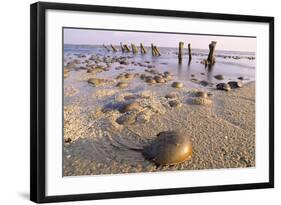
<box><xmin>64</xmin><ymin>44</ymin><xmax>255</xmax><ymax>107</ymax></box>
<box><xmin>64</xmin><ymin>45</ymin><xmax>255</xmax><ymax>81</ymax></box>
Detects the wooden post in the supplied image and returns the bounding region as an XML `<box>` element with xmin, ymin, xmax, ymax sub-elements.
<box><xmin>123</xmin><ymin>44</ymin><xmax>131</xmax><ymax>52</ymax></box>
<box><xmin>120</xmin><ymin>42</ymin><xmax>125</xmax><ymax>52</ymax></box>
<box><xmin>207</xmin><ymin>41</ymin><xmax>217</xmax><ymax>64</ymax></box>
<box><xmin>178</xmin><ymin>41</ymin><xmax>184</xmax><ymax>64</ymax></box>
<box><xmin>103</xmin><ymin>44</ymin><xmax>110</xmax><ymax>52</ymax></box>
<box><xmin>155</xmin><ymin>46</ymin><xmax>161</xmax><ymax>56</ymax></box>
<box><xmin>151</xmin><ymin>43</ymin><xmax>156</xmax><ymax>56</ymax></box>
<box><xmin>152</xmin><ymin>45</ymin><xmax>161</xmax><ymax>56</ymax></box>
<box><xmin>153</xmin><ymin>45</ymin><xmax>158</xmax><ymax>56</ymax></box>
<box><xmin>140</xmin><ymin>43</ymin><xmax>147</xmax><ymax>54</ymax></box>
<box><xmin>111</xmin><ymin>44</ymin><xmax>117</xmax><ymax>52</ymax></box>
<box><xmin>188</xmin><ymin>43</ymin><xmax>192</xmax><ymax>60</ymax></box>
<box><xmin>151</xmin><ymin>44</ymin><xmax>161</xmax><ymax>56</ymax></box>
<box><xmin>131</xmin><ymin>43</ymin><xmax>138</xmax><ymax>54</ymax></box>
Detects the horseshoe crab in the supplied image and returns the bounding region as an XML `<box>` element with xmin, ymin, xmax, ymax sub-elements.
<box><xmin>228</xmin><ymin>81</ymin><xmax>242</xmax><ymax>89</ymax></box>
<box><xmin>216</xmin><ymin>83</ymin><xmax>231</xmax><ymax>91</ymax></box>
<box><xmin>214</xmin><ymin>74</ymin><xmax>224</xmax><ymax>80</ymax></box>
<box><xmin>171</xmin><ymin>82</ymin><xmax>183</xmax><ymax>88</ymax></box>
<box><xmin>116</xmin><ymin>82</ymin><xmax>129</xmax><ymax>89</ymax></box>
<box><xmin>142</xmin><ymin>131</ymin><xmax>192</xmax><ymax>165</ymax></box>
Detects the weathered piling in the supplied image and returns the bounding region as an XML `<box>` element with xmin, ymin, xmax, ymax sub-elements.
<box><xmin>123</xmin><ymin>44</ymin><xmax>131</xmax><ymax>52</ymax></box>
<box><xmin>178</xmin><ymin>41</ymin><xmax>184</xmax><ymax>64</ymax></box>
<box><xmin>140</xmin><ymin>43</ymin><xmax>147</xmax><ymax>54</ymax></box>
<box><xmin>154</xmin><ymin>45</ymin><xmax>161</xmax><ymax>56</ymax></box>
<box><xmin>188</xmin><ymin>43</ymin><xmax>192</xmax><ymax>60</ymax></box>
<box><xmin>151</xmin><ymin>44</ymin><xmax>161</xmax><ymax>56</ymax></box>
<box><xmin>131</xmin><ymin>43</ymin><xmax>138</xmax><ymax>54</ymax></box>
<box><xmin>151</xmin><ymin>44</ymin><xmax>156</xmax><ymax>56</ymax></box>
<box><xmin>207</xmin><ymin>41</ymin><xmax>217</xmax><ymax>64</ymax></box>
<box><xmin>103</xmin><ymin>44</ymin><xmax>110</xmax><ymax>52</ymax></box>
<box><xmin>111</xmin><ymin>44</ymin><xmax>117</xmax><ymax>52</ymax></box>
<box><xmin>120</xmin><ymin>42</ymin><xmax>125</xmax><ymax>52</ymax></box>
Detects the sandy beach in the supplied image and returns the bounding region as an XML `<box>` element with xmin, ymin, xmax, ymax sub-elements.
<box><xmin>63</xmin><ymin>48</ymin><xmax>255</xmax><ymax>176</ymax></box>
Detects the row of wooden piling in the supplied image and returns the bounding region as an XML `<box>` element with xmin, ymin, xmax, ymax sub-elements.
<box><xmin>107</xmin><ymin>43</ymin><xmax>160</xmax><ymax>56</ymax></box>
<box><xmin>106</xmin><ymin>41</ymin><xmax>217</xmax><ymax>65</ymax></box>
<box><xmin>178</xmin><ymin>41</ymin><xmax>216</xmax><ymax>65</ymax></box>
<box><xmin>178</xmin><ymin>42</ymin><xmax>193</xmax><ymax>64</ymax></box>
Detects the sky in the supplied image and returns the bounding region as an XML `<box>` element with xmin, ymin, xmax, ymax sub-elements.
<box><xmin>64</xmin><ymin>28</ymin><xmax>256</xmax><ymax>52</ymax></box>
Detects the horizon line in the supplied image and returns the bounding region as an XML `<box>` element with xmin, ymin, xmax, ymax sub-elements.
<box><xmin>64</xmin><ymin>43</ymin><xmax>256</xmax><ymax>53</ymax></box>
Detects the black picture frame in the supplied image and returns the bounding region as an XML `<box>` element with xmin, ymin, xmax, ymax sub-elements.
<box><xmin>30</xmin><ymin>1</ymin><xmax>274</xmax><ymax>203</ymax></box>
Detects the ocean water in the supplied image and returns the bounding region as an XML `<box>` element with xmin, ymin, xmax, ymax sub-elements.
<box><xmin>64</xmin><ymin>44</ymin><xmax>255</xmax><ymax>106</ymax></box>
<box><xmin>64</xmin><ymin>44</ymin><xmax>255</xmax><ymax>83</ymax></box>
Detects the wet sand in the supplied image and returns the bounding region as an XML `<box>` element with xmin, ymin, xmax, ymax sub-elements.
<box><xmin>63</xmin><ymin>63</ymin><xmax>255</xmax><ymax>176</ymax></box>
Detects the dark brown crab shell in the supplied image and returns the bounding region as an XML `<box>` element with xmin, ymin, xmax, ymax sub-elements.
<box><xmin>142</xmin><ymin>131</ymin><xmax>192</xmax><ymax>166</ymax></box>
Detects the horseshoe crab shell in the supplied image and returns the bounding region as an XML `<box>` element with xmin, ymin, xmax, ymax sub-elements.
<box><xmin>143</xmin><ymin>131</ymin><xmax>192</xmax><ymax>165</ymax></box>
